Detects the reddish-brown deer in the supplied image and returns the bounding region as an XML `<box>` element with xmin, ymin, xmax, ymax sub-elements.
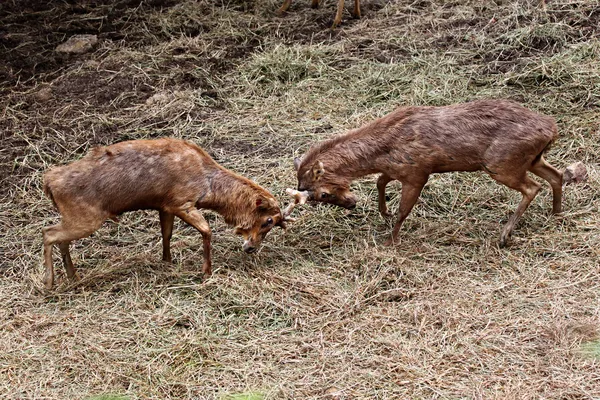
<box><xmin>42</xmin><ymin>138</ymin><xmax>286</xmax><ymax>289</ymax></box>
<box><xmin>293</xmin><ymin>99</ymin><xmax>563</xmax><ymax>247</ymax></box>
<box><xmin>278</xmin><ymin>0</ymin><xmax>360</xmax><ymax>29</ymax></box>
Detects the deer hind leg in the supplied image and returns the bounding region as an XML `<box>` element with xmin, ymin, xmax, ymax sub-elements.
<box><xmin>332</xmin><ymin>0</ymin><xmax>345</xmax><ymax>28</ymax></box>
<box><xmin>385</xmin><ymin>180</ymin><xmax>426</xmax><ymax>246</ymax></box>
<box><xmin>175</xmin><ymin>208</ymin><xmax>212</xmax><ymax>275</ymax></box>
<box><xmin>491</xmin><ymin>173</ymin><xmax>542</xmax><ymax>248</ymax></box>
<box><xmin>278</xmin><ymin>0</ymin><xmax>293</xmax><ymax>13</ymax></box>
<box><xmin>352</xmin><ymin>0</ymin><xmax>360</xmax><ymax>17</ymax></box>
<box><xmin>42</xmin><ymin>218</ymin><xmax>103</xmax><ymax>289</ymax></box>
<box><xmin>159</xmin><ymin>211</ymin><xmax>175</xmax><ymax>263</ymax></box>
<box><xmin>377</xmin><ymin>174</ymin><xmax>394</xmax><ymax>218</ymax></box>
<box><xmin>529</xmin><ymin>156</ymin><xmax>563</xmax><ymax>214</ymax></box>
<box><xmin>311</xmin><ymin>0</ymin><xmax>319</xmax><ymax>8</ymax></box>
<box><xmin>58</xmin><ymin>242</ymin><xmax>78</xmax><ymax>281</ymax></box>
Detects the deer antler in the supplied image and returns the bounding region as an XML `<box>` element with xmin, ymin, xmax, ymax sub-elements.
<box><xmin>282</xmin><ymin>188</ymin><xmax>309</xmax><ymax>222</ymax></box>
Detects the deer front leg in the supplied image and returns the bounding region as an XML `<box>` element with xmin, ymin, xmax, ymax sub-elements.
<box><xmin>384</xmin><ymin>180</ymin><xmax>426</xmax><ymax>246</ymax></box>
<box><xmin>377</xmin><ymin>174</ymin><xmax>394</xmax><ymax>218</ymax></box>
<box><xmin>278</xmin><ymin>0</ymin><xmax>293</xmax><ymax>14</ymax></box>
<box><xmin>175</xmin><ymin>208</ymin><xmax>212</xmax><ymax>275</ymax></box>
<box><xmin>529</xmin><ymin>156</ymin><xmax>563</xmax><ymax>214</ymax></box>
<box><xmin>159</xmin><ymin>211</ymin><xmax>175</xmax><ymax>262</ymax></box>
<box><xmin>497</xmin><ymin>176</ymin><xmax>541</xmax><ymax>248</ymax></box>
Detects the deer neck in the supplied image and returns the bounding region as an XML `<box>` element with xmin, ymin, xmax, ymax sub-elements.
<box><xmin>199</xmin><ymin>169</ymin><xmax>258</xmax><ymax>227</ymax></box>
<box><xmin>321</xmin><ymin>131</ymin><xmax>385</xmax><ymax>180</ymax></box>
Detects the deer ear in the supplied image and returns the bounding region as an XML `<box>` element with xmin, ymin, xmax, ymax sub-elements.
<box><xmin>294</xmin><ymin>157</ymin><xmax>302</xmax><ymax>171</ymax></box>
<box><xmin>312</xmin><ymin>161</ymin><xmax>325</xmax><ymax>180</ymax></box>
<box><xmin>256</xmin><ymin>196</ymin><xmax>272</xmax><ymax>210</ymax></box>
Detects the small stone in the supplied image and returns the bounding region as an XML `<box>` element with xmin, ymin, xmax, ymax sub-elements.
<box><xmin>325</xmin><ymin>387</ymin><xmax>345</xmax><ymax>399</ymax></box>
<box><xmin>34</xmin><ymin>87</ymin><xmax>53</xmax><ymax>102</ymax></box>
<box><xmin>84</xmin><ymin>59</ymin><xmax>100</xmax><ymax>69</ymax></box>
<box><xmin>145</xmin><ymin>93</ymin><xmax>170</xmax><ymax>106</ymax></box>
<box><xmin>563</xmin><ymin>162</ymin><xmax>588</xmax><ymax>186</ymax></box>
<box><xmin>55</xmin><ymin>34</ymin><xmax>98</xmax><ymax>54</ymax></box>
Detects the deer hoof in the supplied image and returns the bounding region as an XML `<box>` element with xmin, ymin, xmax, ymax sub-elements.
<box><xmin>380</xmin><ymin>210</ymin><xmax>393</xmax><ymax>219</ymax></box>
<box><xmin>69</xmin><ymin>271</ymin><xmax>82</xmax><ymax>282</ymax></box>
<box><xmin>384</xmin><ymin>237</ymin><xmax>397</xmax><ymax>247</ymax></box>
<box><xmin>552</xmin><ymin>206</ymin><xmax>562</xmax><ymax>215</ymax></box>
<box><xmin>43</xmin><ymin>273</ymin><xmax>54</xmax><ymax>290</ymax></box>
<box><xmin>202</xmin><ymin>263</ymin><xmax>212</xmax><ymax>276</ymax></box>
<box><xmin>499</xmin><ymin>236</ymin><xmax>508</xmax><ymax>248</ymax></box>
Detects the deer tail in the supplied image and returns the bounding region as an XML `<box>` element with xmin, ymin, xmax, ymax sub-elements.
<box><xmin>42</xmin><ymin>173</ymin><xmax>58</xmax><ymax>210</ymax></box>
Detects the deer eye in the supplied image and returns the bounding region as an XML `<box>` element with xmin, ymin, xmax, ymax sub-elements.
<box><xmin>321</xmin><ymin>192</ymin><xmax>328</xmax><ymax>199</ymax></box>
<box><xmin>262</xmin><ymin>217</ymin><xmax>273</xmax><ymax>228</ymax></box>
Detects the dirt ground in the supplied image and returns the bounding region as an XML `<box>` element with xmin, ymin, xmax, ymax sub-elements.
<box><xmin>1</xmin><ymin>0</ymin><xmax>599</xmax><ymax>399</ymax></box>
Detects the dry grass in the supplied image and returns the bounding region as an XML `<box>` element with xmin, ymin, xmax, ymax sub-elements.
<box><xmin>1</xmin><ymin>0</ymin><xmax>600</xmax><ymax>398</ymax></box>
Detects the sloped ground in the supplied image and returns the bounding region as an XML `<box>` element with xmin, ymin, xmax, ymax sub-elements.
<box><xmin>1</xmin><ymin>0</ymin><xmax>599</xmax><ymax>398</ymax></box>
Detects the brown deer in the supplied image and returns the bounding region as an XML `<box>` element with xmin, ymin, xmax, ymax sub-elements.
<box><xmin>42</xmin><ymin>138</ymin><xmax>288</xmax><ymax>289</ymax></box>
<box><xmin>278</xmin><ymin>0</ymin><xmax>360</xmax><ymax>29</ymax></box>
<box><xmin>293</xmin><ymin>99</ymin><xmax>563</xmax><ymax>247</ymax></box>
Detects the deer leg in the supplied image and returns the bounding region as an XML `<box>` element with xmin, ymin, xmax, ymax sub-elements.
<box><xmin>278</xmin><ymin>0</ymin><xmax>293</xmax><ymax>13</ymax></box>
<box><xmin>42</xmin><ymin>220</ymin><xmax>102</xmax><ymax>289</ymax></box>
<box><xmin>311</xmin><ymin>0</ymin><xmax>319</xmax><ymax>8</ymax></box>
<box><xmin>58</xmin><ymin>242</ymin><xmax>79</xmax><ymax>281</ymax></box>
<box><xmin>493</xmin><ymin>174</ymin><xmax>542</xmax><ymax>248</ymax></box>
<box><xmin>385</xmin><ymin>181</ymin><xmax>426</xmax><ymax>246</ymax></box>
<box><xmin>377</xmin><ymin>174</ymin><xmax>394</xmax><ymax>218</ymax></box>
<box><xmin>159</xmin><ymin>210</ymin><xmax>175</xmax><ymax>263</ymax></box>
<box><xmin>175</xmin><ymin>208</ymin><xmax>212</xmax><ymax>275</ymax></box>
<box><xmin>352</xmin><ymin>0</ymin><xmax>361</xmax><ymax>18</ymax></box>
<box><xmin>332</xmin><ymin>0</ymin><xmax>345</xmax><ymax>28</ymax></box>
<box><xmin>43</xmin><ymin>226</ymin><xmax>57</xmax><ymax>290</ymax></box>
<box><xmin>529</xmin><ymin>156</ymin><xmax>563</xmax><ymax>214</ymax></box>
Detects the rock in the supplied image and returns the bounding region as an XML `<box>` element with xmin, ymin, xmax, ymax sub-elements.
<box><xmin>34</xmin><ymin>87</ymin><xmax>53</xmax><ymax>102</ymax></box>
<box><xmin>145</xmin><ymin>93</ymin><xmax>170</xmax><ymax>106</ymax></box>
<box><xmin>84</xmin><ymin>60</ymin><xmax>100</xmax><ymax>69</ymax></box>
<box><xmin>55</xmin><ymin>34</ymin><xmax>98</xmax><ymax>54</ymax></box>
<box><xmin>325</xmin><ymin>387</ymin><xmax>346</xmax><ymax>399</ymax></box>
<box><xmin>563</xmin><ymin>162</ymin><xmax>588</xmax><ymax>185</ymax></box>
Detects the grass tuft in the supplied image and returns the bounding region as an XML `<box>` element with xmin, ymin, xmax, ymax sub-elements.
<box><xmin>85</xmin><ymin>395</ymin><xmax>130</xmax><ymax>400</ymax></box>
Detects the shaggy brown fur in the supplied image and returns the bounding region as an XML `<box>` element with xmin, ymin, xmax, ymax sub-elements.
<box><xmin>278</xmin><ymin>0</ymin><xmax>360</xmax><ymax>29</ymax></box>
<box><xmin>42</xmin><ymin>138</ymin><xmax>283</xmax><ymax>289</ymax></box>
<box><xmin>295</xmin><ymin>99</ymin><xmax>563</xmax><ymax>247</ymax></box>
